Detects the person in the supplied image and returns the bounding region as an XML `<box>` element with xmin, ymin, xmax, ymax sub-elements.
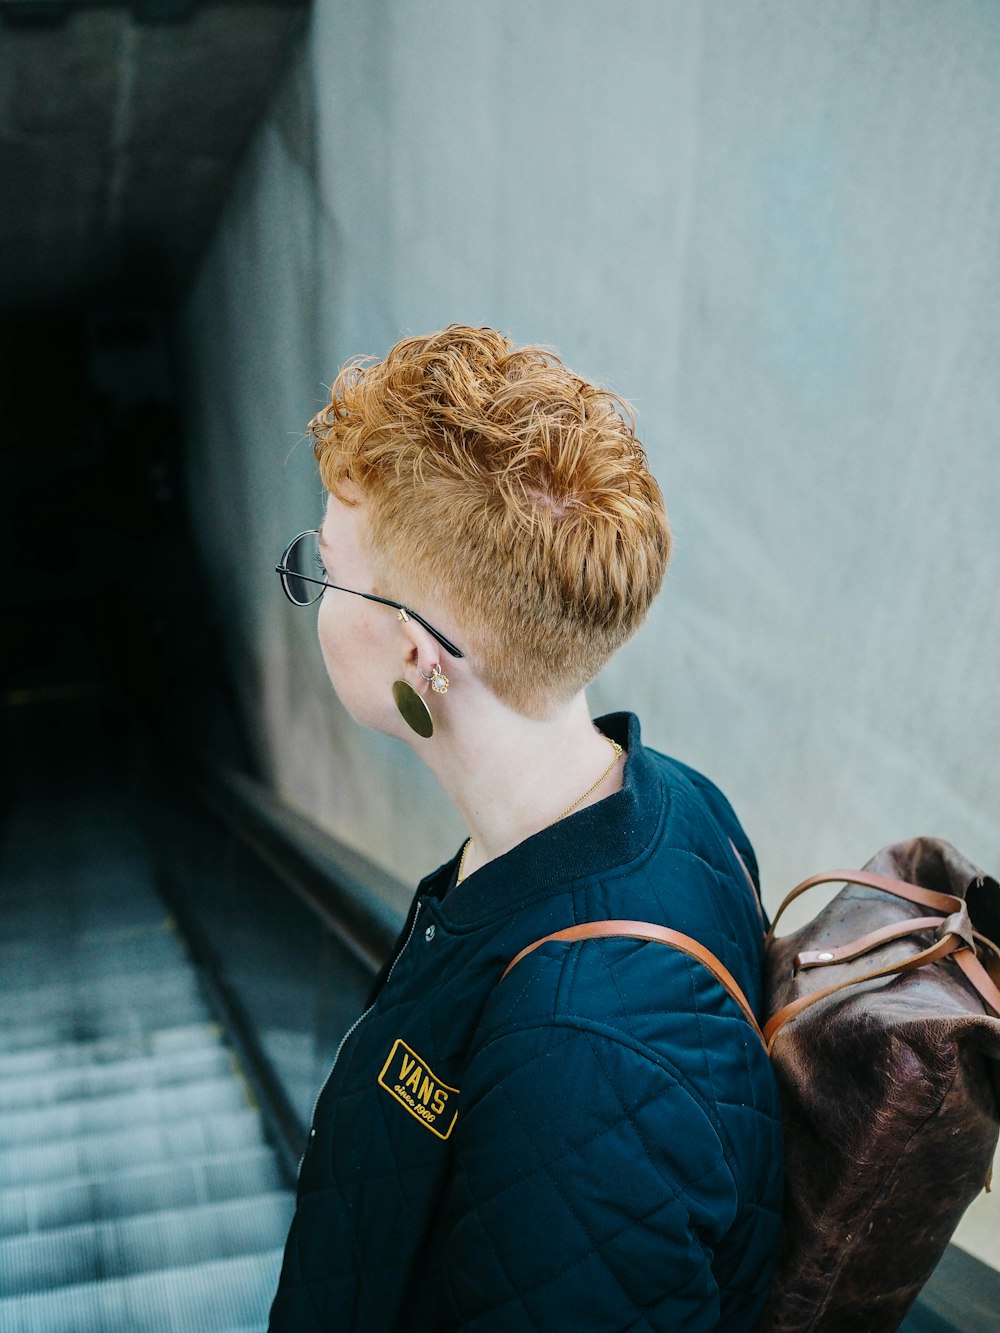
<box><xmin>268</xmin><ymin>325</ymin><xmax>782</xmax><ymax>1331</ymax></box>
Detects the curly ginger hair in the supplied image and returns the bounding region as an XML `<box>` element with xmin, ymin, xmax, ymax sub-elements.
<box><xmin>310</xmin><ymin>325</ymin><xmax>670</xmax><ymax>716</ymax></box>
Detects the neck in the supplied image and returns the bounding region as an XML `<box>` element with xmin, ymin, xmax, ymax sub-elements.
<box><xmin>411</xmin><ymin>691</ymin><xmax>624</xmax><ymax>878</ymax></box>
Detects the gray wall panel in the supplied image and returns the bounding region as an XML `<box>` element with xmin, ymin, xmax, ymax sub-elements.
<box><xmin>177</xmin><ymin>9</ymin><xmax>1000</xmax><ymax>1257</ymax></box>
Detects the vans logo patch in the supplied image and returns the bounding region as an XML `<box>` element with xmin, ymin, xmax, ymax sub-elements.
<box><xmin>378</xmin><ymin>1039</ymin><xmax>459</xmax><ymax>1140</ymax></box>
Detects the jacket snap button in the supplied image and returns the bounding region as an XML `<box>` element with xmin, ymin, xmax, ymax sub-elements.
<box><xmin>425</xmin><ymin>924</ymin><xmax>436</xmax><ymax>942</ymax></box>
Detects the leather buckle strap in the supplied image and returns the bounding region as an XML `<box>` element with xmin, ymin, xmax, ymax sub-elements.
<box><xmin>794</xmin><ymin>904</ymin><xmax>977</xmax><ymax>972</ymax></box>
<box><xmin>763</xmin><ymin>930</ymin><xmax>966</xmax><ymax>1053</ymax></box>
<box><xmin>937</xmin><ymin>905</ymin><xmax>976</xmax><ymax>952</ymax></box>
<box><xmin>795</xmin><ymin>916</ymin><xmax>944</xmax><ymax>970</ymax></box>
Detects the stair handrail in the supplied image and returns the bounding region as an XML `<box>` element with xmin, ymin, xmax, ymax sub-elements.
<box><xmin>195</xmin><ymin>760</ymin><xmax>406</xmax><ymax>974</ymax></box>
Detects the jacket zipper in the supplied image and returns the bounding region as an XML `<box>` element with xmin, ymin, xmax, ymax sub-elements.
<box><xmin>300</xmin><ymin>902</ymin><xmax>424</xmax><ymax>1167</ymax></box>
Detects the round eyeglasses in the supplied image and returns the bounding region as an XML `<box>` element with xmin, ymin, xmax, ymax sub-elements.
<box><xmin>275</xmin><ymin>530</ymin><xmax>464</xmax><ymax>659</ymax></box>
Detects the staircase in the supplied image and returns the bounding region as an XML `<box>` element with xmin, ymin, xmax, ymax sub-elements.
<box><xmin>0</xmin><ymin>718</ymin><xmax>293</xmax><ymax>1331</ymax></box>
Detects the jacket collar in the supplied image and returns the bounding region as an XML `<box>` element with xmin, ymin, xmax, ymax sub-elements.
<box><xmin>423</xmin><ymin>712</ymin><xmax>666</xmax><ymax>928</ymax></box>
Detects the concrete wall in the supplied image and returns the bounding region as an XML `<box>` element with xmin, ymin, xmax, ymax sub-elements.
<box><xmin>178</xmin><ymin>0</ymin><xmax>1000</xmax><ymax>917</ymax></box>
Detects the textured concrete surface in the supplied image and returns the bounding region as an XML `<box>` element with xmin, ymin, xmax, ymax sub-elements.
<box><xmin>0</xmin><ymin>5</ymin><xmax>304</xmax><ymax>312</ymax></box>
<box><xmin>177</xmin><ymin>2</ymin><xmax>1000</xmax><ymax>1259</ymax></box>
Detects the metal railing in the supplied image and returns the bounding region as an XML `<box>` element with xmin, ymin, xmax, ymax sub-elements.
<box><xmin>150</xmin><ymin>761</ymin><xmax>405</xmax><ymax>1184</ymax></box>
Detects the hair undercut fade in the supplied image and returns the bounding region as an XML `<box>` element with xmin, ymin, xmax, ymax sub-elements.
<box><xmin>310</xmin><ymin>325</ymin><xmax>671</xmax><ymax>717</ymax></box>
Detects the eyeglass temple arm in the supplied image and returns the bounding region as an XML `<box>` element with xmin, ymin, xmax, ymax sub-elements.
<box><xmin>275</xmin><ymin>563</ymin><xmax>464</xmax><ymax>659</ymax></box>
<box><xmin>398</xmin><ymin>608</ymin><xmax>464</xmax><ymax>660</ymax></box>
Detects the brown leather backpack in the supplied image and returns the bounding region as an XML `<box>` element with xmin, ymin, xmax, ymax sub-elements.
<box><xmin>505</xmin><ymin>836</ymin><xmax>1000</xmax><ymax>1332</ymax></box>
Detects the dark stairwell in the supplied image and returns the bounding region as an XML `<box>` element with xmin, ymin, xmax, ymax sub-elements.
<box><xmin>0</xmin><ymin>705</ymin><xmax>293</xmax><ymax>1331</ymax></box>
<box><xmin>0</xmin><ymin>295</ymin><xmax>303</xmax><ymax>1328</ymax></box>
<box><xmin>1</xmin><ymin>9</ymin><xmax>311</xmax><ymax>1318</ymax></box>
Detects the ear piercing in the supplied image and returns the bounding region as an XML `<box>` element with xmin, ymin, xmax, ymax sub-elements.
<box><xmin>420</xmin><ymin>665</ymin><xmax>449</xmax><ymax>694</ymax></box>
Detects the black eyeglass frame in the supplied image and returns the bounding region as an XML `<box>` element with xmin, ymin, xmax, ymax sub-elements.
<box><xmin>275</xmin><ymin>530</ymin><xmax>465</xmax><ymax>660</ymax></box>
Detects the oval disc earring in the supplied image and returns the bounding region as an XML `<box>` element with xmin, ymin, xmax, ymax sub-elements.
<box><xmin>392</xmin><ymin>680</ymin><xmax>434</xmax><ymax>739</ymax></box>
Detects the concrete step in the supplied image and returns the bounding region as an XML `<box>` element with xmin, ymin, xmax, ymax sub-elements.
<box><xmin>0</xmin><ymin>1022</ymin><xmax>223</xmax><ymax>1081</ymax></box>
<box><xmin>0</xmin><ymin>1146</ymin><xmax>284</xmax><ymax>1236</ymax></box>
<box><xmin>0</xmin><ymin>1105</ymin><xmax>268</xmax><ymax>1191</ymax></box>
<box><xmin>0</xmin><ymin>898</ymin><xmax>166</xmax><ymax>944</ymax></box>
<box><xmin>0</xmin><ymin>1191</ymin><xmax>294</xmax><ymax>1296</ymax></box>
<box><xmin>0</xmin><ymin>924</ymin><xmax>190</xmax><ymax>988</ymax></box>
<box><xmin>0</xmin><ymin>1042</ymin><xmax>234</xmax><ymax>1112</ymax></box>
<box><xmin>0</xmin><ymin>965</ymin><xmax>203</xmax><ymax>1022</ymax></box>
<box><xmin>0</xmin><ymin>1244</ymin><xmax>284</xmax><ymax>1331</ymax></box>
<box><xmin>0</xmin><ymin>991</ymin><xmax>211</xmax><ymax>1053</ymax></box>
<box><xmin>0</xmin><ymin>1076</ymin><xmax>251</xmax><ymax>1149</ymax></box>
<box><xmin>0</xmin><ymin>917</ymin><xmax>175</xmax><ymax>951</ymax></box>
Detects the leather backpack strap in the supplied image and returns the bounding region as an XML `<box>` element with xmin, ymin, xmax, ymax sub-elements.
<box><xmin>765</xmin><ymin>870</ymin><xmax>961</xmax><ymax>947</ymax></box>
<box><xmin>501</xmin><ymin>919</ymin><xmax>766</xmax><ymax>1049</ymax></box>
<box><xmin>954</xmin><ymin>948</ymin><xmax>1000</xmax><ymax>1017</ymax></box>
<box><xmin>729</xmin><ymin>838</ymin><xmax>766</xmax><ymax>933</ymax></box>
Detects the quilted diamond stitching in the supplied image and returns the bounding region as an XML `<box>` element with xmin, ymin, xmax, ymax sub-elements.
<box><xmin>447</xmin><ymin>1021</ymin><xmax>729</xmax><ymax>1323</ymax></box>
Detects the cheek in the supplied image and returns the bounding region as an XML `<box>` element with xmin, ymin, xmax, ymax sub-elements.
<box><xmin>316</xmin><ymin>596</ymin><xmax>341</xmax><ymax>678</ymax></box>
<box><xmin>315</xmin><ymin>598</ymin><xmax>396</xmax><ymax>733</ymax></box>
<box><xmin>315</xmin><ymin>594</ymin><xmax>384</xmax><ymax>700</ymax></box>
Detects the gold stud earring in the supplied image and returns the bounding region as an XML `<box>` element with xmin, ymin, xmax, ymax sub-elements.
<box><xmin>421</xmin><ymin>664</ymin><xmax>449</xmax><ymax>694</ymax></box>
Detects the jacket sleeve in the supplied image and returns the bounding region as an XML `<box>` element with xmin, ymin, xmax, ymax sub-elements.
<box><xmin>435</xmin><ymin>1016</ymin><xmax>739</xmax><ymax>1332</ymax></box>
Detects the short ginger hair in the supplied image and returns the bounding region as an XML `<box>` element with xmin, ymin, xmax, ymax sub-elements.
<box><xmin>310</xmin><ymin>325</ymin><xmax>671</xmax><ymax>716</ymax></box>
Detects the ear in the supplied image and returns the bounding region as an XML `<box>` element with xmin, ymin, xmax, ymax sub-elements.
<box><xmin>396</xmin><ymin>613</ymin><xmax>446</xmax><ymax>690</ymax></box>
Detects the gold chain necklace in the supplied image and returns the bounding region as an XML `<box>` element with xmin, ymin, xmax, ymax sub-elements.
<box><xmin>456</xmin><ymin>735</ymin><xmax>623</xmax><ymax>883</ymax></box>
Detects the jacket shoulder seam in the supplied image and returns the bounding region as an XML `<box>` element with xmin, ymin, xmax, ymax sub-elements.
<box><xmin>471</xmin><ymin>1013</ymin><xmax>743</xmax><ymax>1148</ymax></box>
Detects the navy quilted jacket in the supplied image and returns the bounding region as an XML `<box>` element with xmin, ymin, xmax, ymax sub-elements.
<box><xmin>269</xmin><ymin>713</ymin><xmax>783</xmax><ymax>1331</ymax></box>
